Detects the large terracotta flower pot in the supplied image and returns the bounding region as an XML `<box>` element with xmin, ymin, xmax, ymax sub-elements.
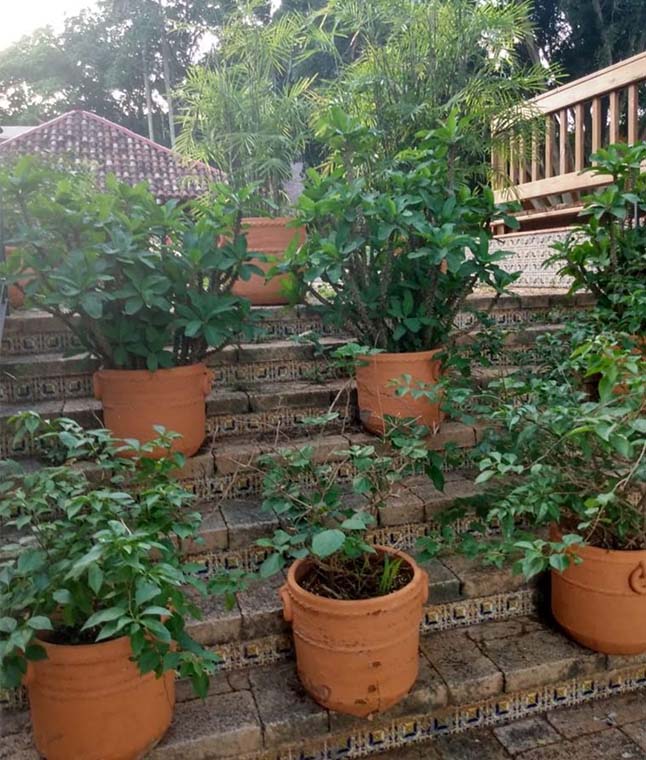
<box><xmin>279</xmin><ymin>546</ymin><xmax>428</xmax><ymax>717</ymax></box>
<box><xmin>232</xmin><ymin>216</ymin><xmax>305</xmax><ymax>306</ymax></box>
<box><xmin>93</xmin><ymin>363</ymin><xmax>213</xmax><ymax>457</ymax></box>
<box><xmin>551</xmin><ymin>533</ymin><xmax>646</xmax><ymax>655</ymax></box>
<box><xmin>24</xmin><ymin>636</ymin><xmax>175</xmax><ymax>760</ymax></box>
<box><xmin>355</xmin><ymin>349</ymin><xmax>443</xmax><ymax>435</ymax></box>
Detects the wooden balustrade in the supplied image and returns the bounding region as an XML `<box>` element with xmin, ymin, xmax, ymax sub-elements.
<box><xmin>493</xmin><ymin>51</ymin><xmax>646</xmax><ymax>228</ymax></box>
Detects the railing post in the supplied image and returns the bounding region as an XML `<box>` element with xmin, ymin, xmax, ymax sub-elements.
<box><xmin>575</xmin><ymin>103</ymin><xmax>584</xmax><ymax>171</ymax></box>
<box><xmin>628</xmin><ymin>84</ymin><xmax>639</xmax><ymax>144</ymax></box>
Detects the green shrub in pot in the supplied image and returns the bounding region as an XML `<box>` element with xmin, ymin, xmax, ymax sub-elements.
<box><xmin>418</xmin><ymin>334</ymin><xmax>646</xmax><ymax>654</ymax></box>
<box><xmin>286</xmin><ymin>109</ymin><xmax>519</xmax><ymax>434</ymax></box>
<box><xmin>211</xmin><ymin>416</ymin><xmax>445</xmax><ymax>717</ymax></box>
<box><xmin>0</xmin><ymin>414</ymin><xmax>220</xmax><ymax>759</ymax></box>
<box><xmin>0</xmin><ymin>158</ymin><xmax>261</xmax><ymax>455</ymax></box>
<box><xmin>550</xmin><ymin>142</ymin><xmax>646</xmax><ymax>336</ymax></box>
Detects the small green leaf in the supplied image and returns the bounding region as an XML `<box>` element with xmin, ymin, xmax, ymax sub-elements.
<box><xmin>27</xmin><ymin>616</ymin><xmax>53</xmax><ymax>631</ymax></box>
<box><xmin>312</xmin><ymin>529</ymin><xmax>346</xmax><ymax>558</ymax></box>
<box><xmin>82</xmin><ymin>607</ymin><xmax>126</xmax><ymax>631</ymax></box>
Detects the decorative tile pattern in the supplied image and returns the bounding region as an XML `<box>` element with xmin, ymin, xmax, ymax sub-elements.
<box><xmin>494</xmin><ymin>232</ymin><xmax>571</xmax><ymax>289</ymax></box>
<box><xmin>0</xmin><ymin>373</ymin><xmax>93</xmax><ymax>404</ymax></box>
<box><xmin>207</xmin><ymin>405</ymin><xmax>355</xmax><ymax>440</ymax></box>
<box><xmin>270</xmin><ymin>666</ymin><xmax>646</xmax><ymax>760</ymax></box>
<box><xmin>0</xmin><ymin>329</ymin><xmax>82</xmax><ymax>356</ymax></box>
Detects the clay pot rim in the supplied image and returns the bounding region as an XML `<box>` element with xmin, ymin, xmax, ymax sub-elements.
<box><xmin>32</xmin><ymin>634</ymin><xmax>132</xmax><ymax>663</ymax></box>
<box><xmin>286</xmin><ymin>545</ymin><xmax>423</xmax><ymax>611</ymax></box>
<box><xmin>357</xmin><ymin>348</ymin><xmax>443</xmax><ymax>363</ymax></box>
<box><xmin>551</xmin><ymin>525</ymin><xmax>646</xmax><ymax>562</ymax></box>
<box><xmin>241</xmin><ymin>215</ymin><xmax>299</xmax><ymax>226</ymax></box>
<box><xmin>95</xmin><ymin>362</ymin><xmax>207</xmax><ymax>380</ymax></box>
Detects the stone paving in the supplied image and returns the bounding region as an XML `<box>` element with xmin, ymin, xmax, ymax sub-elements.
<box><xmin>375</xmin><ymin>692</ymin><xmax>646</xmax><ymax>757</ymax></box>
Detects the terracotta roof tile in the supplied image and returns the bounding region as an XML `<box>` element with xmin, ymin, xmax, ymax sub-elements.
<box><xmin>0</xmin><ymin>110</ymin><xmax>221</xmax><ymax>201</ymax></box>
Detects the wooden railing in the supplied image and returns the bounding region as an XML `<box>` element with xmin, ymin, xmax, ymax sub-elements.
<box><xmin>493</xmin><ymin>51</ymin><xmax>646</xmax><ymax>220</ymax></box>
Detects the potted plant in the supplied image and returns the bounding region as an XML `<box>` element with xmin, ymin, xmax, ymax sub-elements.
<box><xmin>419</xmin><ymin>334</ymin><xmax>646</xmax><ymax>654</ymax></box>
<box><xmin>550</xmin><ymin>142</ymin><xmax>646</xmax><ymax>338</ymax></box>
<box><xmin>0</xmin><ymin>158</ymin><xmax>259</xmax><ymax>456</ymax></box>
<box><xmin>177</xmin><ymin>8</ymin><xmax>313</xmax><ymax>305</ymax></box>
<box><xmin>0</xmin><ymin>414</ymin><xmax>220</xmax><ymax>760</ymax></box>
<box><xmin>286</xmin><ymin>109</ymin><xmax>518</xmax><ymax>434</ymax></box>
<box><xmin>213</xmin><ymin>416</ymin><xmax>445</xmax><ymax>717</ymax></box>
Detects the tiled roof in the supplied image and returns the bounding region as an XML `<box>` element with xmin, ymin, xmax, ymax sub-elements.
<box><xmin>0</xmin><ymin>110</ymin><xmax>221</xmax><ymax>200</ymax></box>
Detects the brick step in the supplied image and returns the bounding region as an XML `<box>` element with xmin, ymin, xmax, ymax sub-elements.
<box><xmin>0</xmin><ymin>305</ymin><xmax>340</xmax><ymax>357</ymax></box>
<box><xmin>0</xmin><ymin>290</ymin><xmax>592</xmax><ymax>360</ymax></box>
<box><xmin>0</xmin><ymin>379</ymin><xmax>356</xmax><ymax>458</ymax></box>
<box><xmin>182</xmin><ymin>422</ymin><xmax>481</xmax><ymax>500</ymax></box>
<box><xmin>0</xmin><ymin>321</ymin><xmax>560</xmax><ymax>409</ymax></box>
<box><xmin>148</xmin><ymin>614</ymin><xmax>646</xmax><ymax>758</ymax></box>
<box><xmin>6</xmin><ymin>619</ymin><xmax>645</xmax><ymax>760</ymax></box>
<box><xmin>0</xmin><ymin>423</ymin><xmax>482</xmax><ymax>502</ymax></box>
<box><xmin>0</xmin><ymin>337</ymin><xmax>347</xmax><ymax>406</ymax></box>
<box><xmin>184</xmin><ymin>554</ymin><xmax>539</xmax><ymax>662</ymax></box>
<box><xmin>0</xmin><ymin>464</ymin><xmax>482</xmax><ymax>565</ymax></box>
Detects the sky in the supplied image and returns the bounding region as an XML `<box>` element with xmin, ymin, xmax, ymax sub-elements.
<box><xmin>0</xmin><ymin>0</ymin><xmax>97</xmax><ymax>51</ymax></box>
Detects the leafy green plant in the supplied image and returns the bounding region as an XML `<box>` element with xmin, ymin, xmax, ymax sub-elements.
<box><xmin>550</xmin><ymin>142</ymin><xmax>646</xmax><ymax>335</ymax></box>
<box><xmin>0</xmin><ymin>157</ymin><xmax>261</xmax><ymax>370</ymax></box>
<box><xmin>177</xmin><ymin>4</ymin><xmax>315</xmax><ymax>215</ymax></box>
<box><xmin>0</xmin><ymin>414</ymin><xmax>219</xmax><ymax>697</ymax></box>
<box><xmin>418</xmin><ymin>334</ymin><xmax>646</xmax><ymax>577</ymax></box>
<box><xmin>249</xmin><ymin>416</ymin><xmax>445</xmax><ymax>599</ymax></box>
<box><xmin>286</xmin><ymin>109</ymin><xmax>519</xmax><ymax>353</ymax></box>
<box><xmin>312</xmin><ymin>0</ymin><xmax>550</xmax><ymax>166</ymax></box>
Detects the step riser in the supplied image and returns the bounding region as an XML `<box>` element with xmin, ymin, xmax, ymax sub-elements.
<box><xmin>255</xmin><ymin>667</ymin><xmax>646</xmax><ymax>760</ymax></box>
<box><xmin>0</xmin><ymin>357</ymin><xmax>345</xmax><ymax>405</ymax></box>
<box><xmin>0</xmin><ymin>398</ymin><xmax>357</xmax><ymax>459</ymax></box>
<box><xmin>0</xmin><ymin>293</ymin><xmax>594</xmax><ymax>358</ymax></box>
<box><xmin>0</xmin><ymin>311</ymin><xmax>340</xmax><ymax>356</ymax></box>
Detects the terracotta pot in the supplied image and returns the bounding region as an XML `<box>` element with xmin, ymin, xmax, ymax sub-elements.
<box><xmin>4</xmin><ymin>246</ymin><xmax>32</xmax><ymax>309</ymax></box>
<box><xmin>280</xmin><ymin>545</ymin><xmax>428</xmax><ymax>717</ymax></box>
<box><xmin>24</xmin><ymin>636</ymin><xmax>175</xmax><ymax>760</ymax></box>
<box><xmin>551</xmin><ymin>529</ymin><xmax>646</xmax><ymax>654</ymax></box>
<box><xmin>232</xmin><ymin>216</ymin><xmax>305</xmax><ymax>306</ymax></box>
<box><xmin>355</xmin><ymin>349</ymin><xmax>443</xmax><ymax>435</ymax></box>
<box><xmin>93</xmin><ymin>363</ymin><xmax>213</xmax><ymax>457</ymax></box>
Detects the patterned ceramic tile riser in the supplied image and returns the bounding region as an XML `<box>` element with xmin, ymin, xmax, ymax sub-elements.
<box><xmin>0</xmin><ymin>380</ymin><xmax>356</xmax><ymax>458</ymax></box>
<box><xmin>0</xmin><ymin>306</ymin><xmax>342</xmax><ymax>357</ymax></box>
<box><xmin>0</xmin><ymin>291</ymin><xmax>594</xmax><ymax>358</ymax></box>
<box><xmin>494</xmin><ymin>231</ymin><xmax>573</xmax><ymax>289</ymax></box>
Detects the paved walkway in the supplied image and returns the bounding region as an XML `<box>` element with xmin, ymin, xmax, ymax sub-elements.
<box><xmin>377</xmin><ymin>692</ymin><xmax>646</xmax><ymax>759</ymax></box>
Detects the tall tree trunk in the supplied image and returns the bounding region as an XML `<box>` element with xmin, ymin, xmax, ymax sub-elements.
<box><xmin>141</xmin><ymin>43</ymin><xmax>155</xmax><ymax>142</ymax></box>
<box><xmin>158</xmin><ymin>7</ymin><xmax>176</xmax><ymax>147</ymax></box>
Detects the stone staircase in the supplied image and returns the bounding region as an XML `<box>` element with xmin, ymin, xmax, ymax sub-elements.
<box><xmin>6</xmin><ymin>290</ymin><xmax>644</xmax><ymax>760</ymax></box>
